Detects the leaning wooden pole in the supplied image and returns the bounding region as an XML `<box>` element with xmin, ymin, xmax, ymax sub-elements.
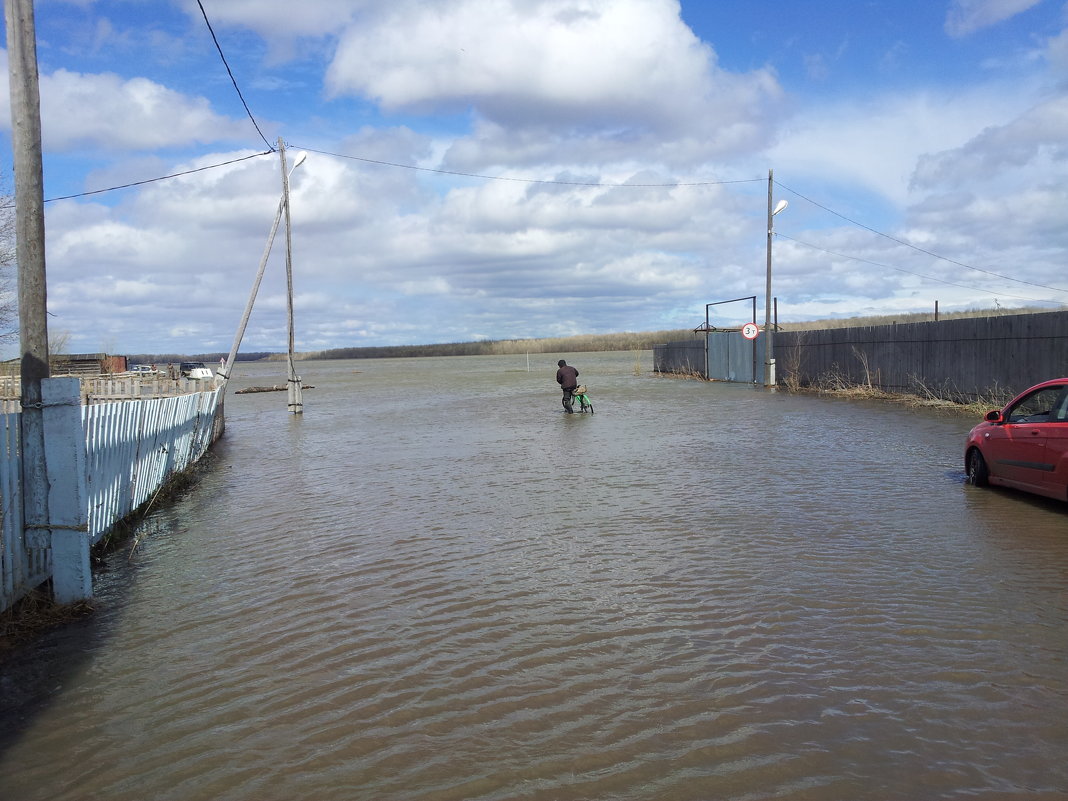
<box><xmin>217</xmin><ymin>197</ymin><xmax>285</xmax><ymax>388</ymax></box>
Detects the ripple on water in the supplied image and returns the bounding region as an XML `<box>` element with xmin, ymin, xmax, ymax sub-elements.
<box><xmin>2</xmin><ymin>355</ymin><xmax>1068</xmax><ymax>801</ymax></box>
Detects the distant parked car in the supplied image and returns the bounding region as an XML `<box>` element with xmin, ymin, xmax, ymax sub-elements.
<box><xmin>129</xmin><ymin>364</ymin><xmax>161</xmax><ymax>376</ymax></box>
<box><xmin>965</xmin><ymin>378</ymin><xmax>1068</xmax><ymax>502</ymax></box>
<box><xmin>179</xmin><ymin>361</ymin><xmax>214</xmax><ymax>380</ymax></box>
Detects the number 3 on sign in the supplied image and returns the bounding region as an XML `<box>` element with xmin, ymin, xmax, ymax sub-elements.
<box><xmin>741</xmin><ymin>323</ymin><xmax>760</xmax><ymax>340</ymax></box>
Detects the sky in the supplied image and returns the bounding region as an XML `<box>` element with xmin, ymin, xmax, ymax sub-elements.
<box><xmin>2</xmin><ymin>0</ymin><xmax>1068</xmax><ymax>357</ymax></box>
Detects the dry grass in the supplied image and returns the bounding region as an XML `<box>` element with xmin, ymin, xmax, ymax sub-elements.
<box><xmin>652</xmin><ymin>367</ymin><xmax>706</xmax><ymax>381</ymax></box>
<box><xmin>789</xmin><ymin>368</ymin><xmax>1010</xmax><ymax>417</ymax></box>
<box><xmin>0</xmin><ymin>588</ymin><xmax>94</xmax><ymax>653</ymax></box>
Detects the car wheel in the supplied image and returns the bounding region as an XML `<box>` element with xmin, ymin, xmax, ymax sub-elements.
<box><xmin>967</xmin><ymin>448</ymin><xmax>989</xmax><ymax>487</ymax></box>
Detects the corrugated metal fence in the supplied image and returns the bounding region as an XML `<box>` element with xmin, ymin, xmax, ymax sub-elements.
<box><xmin>1</xmin><ymin>384</ymin><xmax>223</xmax><ymax>612</ymax></box>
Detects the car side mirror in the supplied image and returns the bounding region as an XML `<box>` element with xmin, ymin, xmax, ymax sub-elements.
<box><xmin>984</xmin><ymin>410</ymin><xmax>1003</xmax><ymax>423</ymax></box>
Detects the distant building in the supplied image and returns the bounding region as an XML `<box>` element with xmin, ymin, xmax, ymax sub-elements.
<box><xmin>51</xmin><ymin>353</ymin><xmax>127</xmax><ymax>376</ymax></box>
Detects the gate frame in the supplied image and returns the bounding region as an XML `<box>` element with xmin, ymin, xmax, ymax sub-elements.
<box><xmin>704</xmin><ymin>296</ymin><xmax>759</xmax><ymax>384</ymax></box>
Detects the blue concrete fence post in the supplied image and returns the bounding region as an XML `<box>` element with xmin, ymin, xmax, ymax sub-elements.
<box><xmin>41</xmin><ymin>377</ymin><xmax>90</xmax><ymax>604</ymax></box>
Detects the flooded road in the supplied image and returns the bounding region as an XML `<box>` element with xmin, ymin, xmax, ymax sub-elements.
<box><xmin>2</xmin><ymin>351</ymin><xmax>1067</xmax><ymax>800</ymax></box>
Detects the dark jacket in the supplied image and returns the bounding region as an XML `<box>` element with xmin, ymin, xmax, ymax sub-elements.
<box><xmin>556</xmin><ymin>365</ymin><xmax>579</xmax><ymax>390</ymax></box>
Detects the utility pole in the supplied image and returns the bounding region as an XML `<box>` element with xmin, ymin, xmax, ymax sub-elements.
<box><xmin>6</xmin><ymin>0</ymin><xmax>52</xmax><ymax>549</ymax></box>
<box><xmin>764</xmin><ymin>170</ymin><xmax>787</xmax><ymax>387</ymax></box>
<box><xmin>764</xmin><ymin>170</ymin><xmax>774</xmax><ymax>386</ymax></box>
<box><xmin>279</xmin><ymin>138</ymin><xmax>303</xmax><ymax>414</ymax></box>
<box><xmin>217</xmin><ymin>150</ymin><xmax>305</xmax><ymax>392</ymax></box>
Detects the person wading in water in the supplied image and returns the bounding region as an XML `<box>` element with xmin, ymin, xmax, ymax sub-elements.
<box><xmin>556</xmin><ymin>359</ymin><xmax>579</xmax><ymax>414</ymax></box>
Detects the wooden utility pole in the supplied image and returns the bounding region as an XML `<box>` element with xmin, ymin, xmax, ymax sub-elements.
<box><xmin>6</xmin><ymin>0</ymin><xmax>54</xmax><ymax>554</ymax></box>
<box><xmin>6</xmin><ymin>0</ymin><xmax>49</xmax><ymax>387</ymax></box>
<box><xmin>279</xmin><ymin>138</ymin><xmax>303</xmax><ymax>414</ymax></box>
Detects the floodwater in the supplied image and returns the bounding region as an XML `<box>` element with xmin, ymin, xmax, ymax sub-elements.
<box><xmin>2</xmin><ymin>351</ymin><xmax>1067</xmax><ymax>801</ymax></box>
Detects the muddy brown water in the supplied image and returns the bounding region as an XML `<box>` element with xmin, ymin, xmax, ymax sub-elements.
<box><xmin>2</xmin><ymin>352</ymin><xmax>1066</xmax><ymax>800</ymax></box>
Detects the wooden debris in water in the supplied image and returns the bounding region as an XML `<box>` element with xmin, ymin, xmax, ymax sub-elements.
<box><xmin>234</xmin><ymin>385</ymin><xmax>315</xmax><ymax>394</ymax></box>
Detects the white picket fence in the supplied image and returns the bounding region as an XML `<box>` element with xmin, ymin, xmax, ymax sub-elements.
<box><xmin>0</xmin><ymin>375</ymin><xmax>211</xmax><ymax>407</ymax></box>
<box><xmin>1</xmin><ymin>383</ymin><xmax>224</xmax><ymax>612</ymax></box>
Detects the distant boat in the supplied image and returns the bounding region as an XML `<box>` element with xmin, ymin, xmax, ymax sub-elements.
<box><xmin>179</xmin><ymin>361</ymin><xmax>214</xmax><ymax>380</ymax></box>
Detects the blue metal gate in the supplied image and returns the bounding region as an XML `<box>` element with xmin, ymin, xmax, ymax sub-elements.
<box><xmin>706</xmin><ymin>331</ymin><xmax>761</xmax><ymax>383</ymax></box>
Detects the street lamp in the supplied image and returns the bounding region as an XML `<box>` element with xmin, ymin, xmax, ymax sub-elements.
<box><xmin>764</xmin><ymin>169</ymin><xmax>787</xmax><ymax>387</ymax></box>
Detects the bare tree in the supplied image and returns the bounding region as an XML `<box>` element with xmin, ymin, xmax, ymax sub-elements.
<box><xmin>0</xmin><ymin>175</ymin><xmax>15</xmax><ymax>344</ymax></box>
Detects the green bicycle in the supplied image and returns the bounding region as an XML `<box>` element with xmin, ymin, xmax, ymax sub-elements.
<box><xmin>573</xmin><ymin>385</ymin><xmax>594</xmax><ymax>414</ymax></box>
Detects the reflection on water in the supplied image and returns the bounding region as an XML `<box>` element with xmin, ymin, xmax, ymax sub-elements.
<box><xmin>2</xmin><ymin>352</ymin><xmax>1067</xmax><ymax>800</ymax></box>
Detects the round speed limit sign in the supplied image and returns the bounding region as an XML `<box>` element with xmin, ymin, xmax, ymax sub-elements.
<box><xmin>741</xmin><ymin>322</ymin><xmax>760</xmax><ymax>340</ymax></box>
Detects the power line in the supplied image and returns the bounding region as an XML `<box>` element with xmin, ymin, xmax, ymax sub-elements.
<box><xmin>775</xmin><ymin>232</ymin><xmax>1060</xmax><ymax>305</ymax></box>
<box><xmin>0</xmin><ymin>151</ymin><xmax>274</xmax><ymax>207</ymax></box>
<box><xmin>195</xmin><ymin>0</ymin><xmax>273</xmax><ymax>151</ymax></box>
<box><xmin>775</xmin><ymin>180</ymin><xmax>1068</xmax><ymax>296</ymax></box>
<box><xmin>293</xmin><ymin>145</ymin><xmax>763</xmax><ymax>187</ymax></box>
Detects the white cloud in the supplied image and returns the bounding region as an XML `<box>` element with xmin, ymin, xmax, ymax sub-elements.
<box><xmin>45</xmin><ymin>69</ymin><xmax>253</xmax><ymax>150</ymax></box>
<box><xmin>325</xmin><ymin>0</ymin><xmax>784</xmax><ymax>167</ymax></box>
<box><xmin>7</xmin><ymin>0</ymin><xmax>1068</xmax><ymax>357</ymax></box>
<box><xmin>944</xmin><ymin>0</ymin><xmax>1044</xmax><ymax>37</ymax></box>
<box><xmin>1045</xmin><ymin>26</ymin><xmax>1068</xmax><ymax>77</ymax></box>
<box><xmin>911</xmin><ymin>94</ymin><xmax>1068</xmax><ymax>189</ymax></box>
<box><xmin>770</xmin><ymin>82</ymin><xmax>1040</xmax><ymax>206</ymax></box>
<box><xmin>0</xmin><ymin>56</ymin><xmax>254</xmax><ymax>151</ymax></box>
<box><xmin>177</xmin><ymin>0</ymin><xmax>368</xmax><ymax>40</ymax></box>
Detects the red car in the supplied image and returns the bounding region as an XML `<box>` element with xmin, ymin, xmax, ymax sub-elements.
<box><xmin>965</xmin><ymin>378</ymin><xmax>1068</xmax><ymax>502</ymax></box>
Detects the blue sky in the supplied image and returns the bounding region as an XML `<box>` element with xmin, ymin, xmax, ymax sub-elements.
<box><xmin>2</xmin><ymin>0</ymin><xmax>1067</xmax><ymax>356</ymax></box>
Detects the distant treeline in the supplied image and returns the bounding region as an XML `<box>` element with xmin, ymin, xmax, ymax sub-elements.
<box><xmin>294</xmin><ymin>330</ymin><xmax>691</xmax><ymax>361</ymax></box>
<box><xmin>125</xmin><ymin>351</ymin><xmax>274</xmax><ymax>365</ymax></box>
<box><xmin>125</xmin><ymin>305</ymin><xmax>1065</xmax><ymax>363</ymax></box>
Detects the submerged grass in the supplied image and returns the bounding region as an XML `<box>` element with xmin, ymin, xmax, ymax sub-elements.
<box><xmin>0</xmin><ymin>589</ymin><xmax>94</xmax><ymax>653</ymax></box>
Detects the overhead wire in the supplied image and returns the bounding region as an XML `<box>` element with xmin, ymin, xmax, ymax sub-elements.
<box><xmin>5</xmin><ymin>2</ymin><xmax>1056</xmax><ymax>312</ymax></box>
<box><xmin>291</xmin><ymin>147</ymin><xmax>1065</xmax><ymax>303</ymax></box>
<box><xmin>10</xmin><ymin>42</ymin><xmax>1061</xmax><ymax>308</ymax></box>
<box><xmin>774</xmin><ymin>232</ymin><xmax>1058</xmax><ymax>305</ymax></box>
<box><xmin>0</xmin><ymin>151</ymin><xmax>275</xmax><ymax>207</ymax></box>
<box><xmin>292</xmin><ymin>145</ymin><xmax>763</xmax><ymax>187</ymax></box>
<box><xmin>0</xmin><ymin>2</ymin><xmax>280</xmax><ymax>208</ymax></box>
<box><xmin>195</xmin><ymin>0</ymin><xmax>274</xmax><ymax>151</ymax></box>
<box><xmin>775</xmin><ymin>179</ymin><xmax>1068</xmax><ymax>296</ymax></box>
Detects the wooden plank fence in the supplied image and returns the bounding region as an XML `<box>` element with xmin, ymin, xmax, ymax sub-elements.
<box><xmin>773</xmin><ymin>309</ymin><xmax>1068</xmax><ymax>401</ymax></box>
<box><xmin>655</xmin><ymin>309</ymin><xmax>1068</xmax><ymax>402</ymax></box>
